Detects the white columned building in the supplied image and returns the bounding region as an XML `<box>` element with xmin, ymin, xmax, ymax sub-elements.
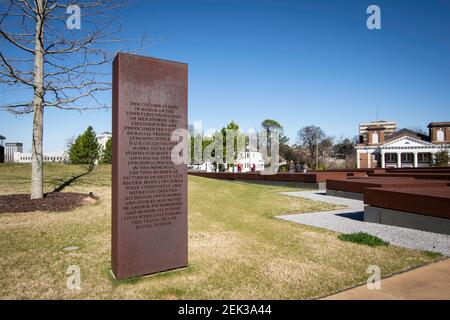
<box><xmin>356</xmin><ymin>123</ymin><xmax>450</xmax><ymax>169</ymax></box>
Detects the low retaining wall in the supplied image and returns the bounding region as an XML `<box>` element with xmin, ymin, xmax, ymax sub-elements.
<box><xmin>237</xmin><ymin>179</ymin><xmax>326</xmax><ymax>190</ymax></box>
<box><xmin>326</xmin><ymin>189</ymin><xmax>363</xmax><ymax>201</ymax></box>
<box><xmin>188</xmin><ymin>171</ymin><xmax>379</xmax><ymax>191</ymax></box>
<box><xmin>326</xmin><ymin>177</ymin><xmax>449</xmax><ymax>196</ymax></box>
<box><xmin>188</xmin><ymin>170</ymin><xmax>372</xmax><ymax>187</ymax></box>
<box><xmin>368</xmin><ymin>172</ymin><xmax>450</xmax><ymax>181</ymax></box>
<box><xmin>386</xmin><ymin>167</ymin><xmax>450</xmax><ymax>173</ymax></box>
<box><xmin>364</xmin><ymin>187</ymin><xmax>450</xmax><ymax>220</ymax></box>
<box><xmin>364</xmin><ymin>206</ymin><xmax>450</xmax><ymax>235</ymax></box>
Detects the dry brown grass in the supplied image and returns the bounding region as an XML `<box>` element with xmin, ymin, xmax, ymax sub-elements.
<box><xmin>0</xmin><ymin>164</ymin><xmax>440</xmax><ymax>299</ymax></box>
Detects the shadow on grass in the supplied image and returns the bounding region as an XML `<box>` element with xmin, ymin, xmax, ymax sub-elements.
<box><xmin>108</xmin><ymin>272</ymin><xmax>142</xmax><ymax>287</ymax></box>
<box><xmin>48</xmin><ymin>170</ymin><xmax>92</xmax><ymax>194</ymax></box>
<box><xmin>107</xmin><ymin>264</ymin><xmax>193</xmax><ymax>287</ymax></box>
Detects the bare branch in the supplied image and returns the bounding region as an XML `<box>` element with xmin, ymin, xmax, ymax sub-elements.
<box><xmin>0</xmin><ymin>101</ymin><xmax>34</xmax><ymax>114</ymax></box>
<box><xmin>0</xmin><ymin>52</ymin><xmax>34</xmax><ymax>86</ymax></box>
<box><xmin>0</xmin><ymin>28</ymin><xmax>35</xmax><ymax>53</ymax></box>
<box><xmin>1</xmin><ymin>0</ymin><xmax>158</xmax><ymax>116</ymax></box>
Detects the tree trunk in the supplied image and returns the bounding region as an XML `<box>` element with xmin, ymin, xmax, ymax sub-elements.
<box><xmin>31</xmin><ymin>0</ymin><xmax>44</xmax><ymax>200</ymax></box>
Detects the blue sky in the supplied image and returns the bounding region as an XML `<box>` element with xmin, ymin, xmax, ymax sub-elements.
<box><xmin>1</xmin><ymin>0</ymin><xmax>449</xmax><ymax>152</ymax></box>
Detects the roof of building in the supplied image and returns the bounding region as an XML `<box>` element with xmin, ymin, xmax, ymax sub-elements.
<box><xmin>428</xmin><ymin>122</ymin><xmax>450</xmax><ymax>128</ymax></box>
<box><xmin>99</xmin><ymin>131</ymin><xmax>112</xmax><ymax>136</ymax></box>
<box><xmin>366</xmin><ymin>125</ymin><xmax>386</xmax><ymax>131</ymax></box>
<box><xmin>5</xmin><ymin>142</ymin><xmax>23</xmax><ymax>146</ymax></box>
<box><xmin>385</xmin><ymin>128</ymin><xmax>430</xmax><ymax>143</ymax></box>
<box><xmin>360</xmin><ymin>121</ymin><xmax>397</xmax><ymax>126</ymax></box>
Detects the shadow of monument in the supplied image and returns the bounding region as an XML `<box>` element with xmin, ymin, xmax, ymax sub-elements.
<box><xmin>335</xmin><ymin>211</ymin><xmax>365</xmax><ymax>222</ymax></box>
<box><xmin>48</xmin><ymin>170</ymin><xmax>91</xmax><ymax>194</ymax></box>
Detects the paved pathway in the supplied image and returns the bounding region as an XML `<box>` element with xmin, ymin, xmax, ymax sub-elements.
<box><xmin>322</xmin><ymin>259</ymin><xmax>450</xmax><ymax>300</ymax></box>
<box><xmin>277</xmin><ymin>191</ymin><xmax>450</xmax><ymax>256</ymax></box>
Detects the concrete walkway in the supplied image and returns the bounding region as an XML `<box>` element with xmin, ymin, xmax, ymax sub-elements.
<box><xmin>277</xmin><ymin>191</ymin><xmax>450</xmax><ymax>256</ymax></box>
<box><xmin>322</xmin><ymin>259</ymin><xmax>450</xmax><ymax>300</ymax></box>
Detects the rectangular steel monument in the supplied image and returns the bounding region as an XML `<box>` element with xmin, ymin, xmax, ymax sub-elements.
<box><xmin>112</xmin><ymin>53</ymin><xmax>188</xmax><ymax>280</ymax></box>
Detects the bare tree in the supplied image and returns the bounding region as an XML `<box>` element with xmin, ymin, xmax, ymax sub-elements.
<box><xmin>0</xmin><ymin>0</ymin><xmax>148</xmax><ymax>199</ymax></box>
<box><xmin>297</xmin><ymin>125</ymin><xmax>325</xmax><ymax>170</ymax></box>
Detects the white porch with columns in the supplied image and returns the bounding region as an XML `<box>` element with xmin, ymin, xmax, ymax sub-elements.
<box><xmin>396</xmin><ymin>152</ymin><xmax>402</xmax><ymax>168</ymax></box>
<box><xmin>413</xmin><ymin>151</ymin><xmax>419</xmax><ymax>168</ymax></box>
<box><xmin>357</xmin><ymin>135</ymin><xmax>448</xmax><ymax>169</ymax></box>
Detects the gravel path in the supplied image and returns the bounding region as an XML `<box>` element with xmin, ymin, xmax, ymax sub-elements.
<box><xmin>277</xmin><ymin>191</ymin><xmax>450</xmax><ymax>256</ymax></box>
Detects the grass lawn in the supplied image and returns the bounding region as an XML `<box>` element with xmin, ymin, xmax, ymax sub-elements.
<box><xmin>0</xmin><ymin>164</ymin><xmax>441</xmax><ymax>299</ymax></box>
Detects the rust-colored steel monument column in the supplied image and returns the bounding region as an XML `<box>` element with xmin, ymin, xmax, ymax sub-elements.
<box><xmin>112</xmin><ymin>53</ymin><xmax>188</xmax><ymax>280</ymax></box>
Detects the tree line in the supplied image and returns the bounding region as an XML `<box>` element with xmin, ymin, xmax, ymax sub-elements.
<box><xmin>72</xmin><ymin>121</ymin><xmax>449</xmax><ymax>171</ymax></box>
<box><xmin>190</xmin><ymin>119</ymin><xmax>358</xmax><ymax>170</ymax></box>
<box><xmin>263</xmin><ymin>120</ymin><xmax>358</xmax><ymax>170</ymax></box>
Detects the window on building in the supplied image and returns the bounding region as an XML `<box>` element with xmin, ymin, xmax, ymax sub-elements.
<box><xmin>401</xmin><ymin>153</ymin><xmax>413</xmax><ymax>163</ymax></box>
<box><xmin>372</xmin><ymin>133</ymin><xmax>379</xmax><ymax>144</ymax></box>
<box><xmin>418</xmin><ymin>153</ymin><xmax>432</xmax><ymax>163</ymax></box>
<box><xmin>359</xmin><ymin>135</ymin><xmax>364</xmax><ymax>144</ymax></box>
<box><xmin>385</xmin><ymin>153</ymin><xmax>397</xmax><ymax>163</ymax></box>
<box><xmin>437</xmin><ymin>129</ymin><xmax>445</xmax><ymax>142</ymax></box>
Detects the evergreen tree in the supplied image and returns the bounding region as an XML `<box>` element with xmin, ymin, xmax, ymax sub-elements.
<box><xmin>100</xmin><ymin>137</ymin><xmax>112</xmax><ymax>164</ymax></box>
<box><xmin>69</xmin><ymin>126</ymin><xmax>100</xmax><ymax>170</ymax></box>
<box><xmin>221</xmin><ymin>121</ymin><xmax>242</xmax><ymax>165</ymax></box>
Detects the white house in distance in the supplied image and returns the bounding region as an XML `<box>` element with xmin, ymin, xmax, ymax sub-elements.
<box><xmin>97</xmin><ymin>131</ymin><xmax>112</xmax><ymax>150</ymax></box>
<box><xmin>5</xmin><ymin>130</ymin><xmax>112</xmax><ymax>164</ymax></box>
<box><xmin>189</xmin><ymin>162</ymin><xmax>214</xmax><ymax>172</ymax></box>
<box><xmin>14</xmin><ymin>151</ymin><xmax>68</xmax><ymax>163</ymax></box>
<box><xmin>4</xmin><ymin>140</ymin><xmax>68</xmax><ymax>164</ymax></box>
<box><xmin>236</xmin><ymin>146</ymin><xmax>265</xmax><ymax>172</ymax></box>
<box><xmin>357</xmin><ymin>121</ymin><xmax>450</xmax><ymax>168</ymax></box>
<box><xmin>188</xmin><ymin>146</ymin><xmax>266</xmax><ymax>173</ymax></box>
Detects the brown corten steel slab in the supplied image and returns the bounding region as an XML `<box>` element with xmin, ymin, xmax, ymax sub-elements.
<box><xmin>326</xmin><ymin>177</ymin><xmax>449</xmax><ymax>194</ymax></box>
<box><xmin>187</xmin><ymin>171</ymin><xmax>351</xmax><ymax>183</ymax></box>
<box><xmin>112</xmin><ymin>53</ymin><xmax>188</xmax><ymax>280</ymax></box>
<box><xmin>369</xmin><ymin>172</ymin><xmax>450</xmax><ymax>180</ymax></box>
<box><xmin>238</xmin><ymin>172</ymin><xmax>260</xmax><ymax>180</ymax></box>
<box><xmin>387</xmin><ymin>167</ymin><xmax>450</xmax><ymax>173</ymax></box>
<box><xmin>304</xmin><ymin>172</ymin><xmax>348</xmax><ymax>183</ymax></box>
<box><xmin>263</xmin><ymin>173</ymin><xmax>294</xmax><ymax>182</ymax></box>
<box><xmin>364</xmin><ymin>187</ymin><xmax>450</xmax><ymax>220</ymax></box>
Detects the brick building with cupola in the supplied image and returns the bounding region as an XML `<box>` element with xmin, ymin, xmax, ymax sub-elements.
<box><xmin>356</xmin><ymin>121</ymin><xmax>450</xmax><ymax>169</ymax></box>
